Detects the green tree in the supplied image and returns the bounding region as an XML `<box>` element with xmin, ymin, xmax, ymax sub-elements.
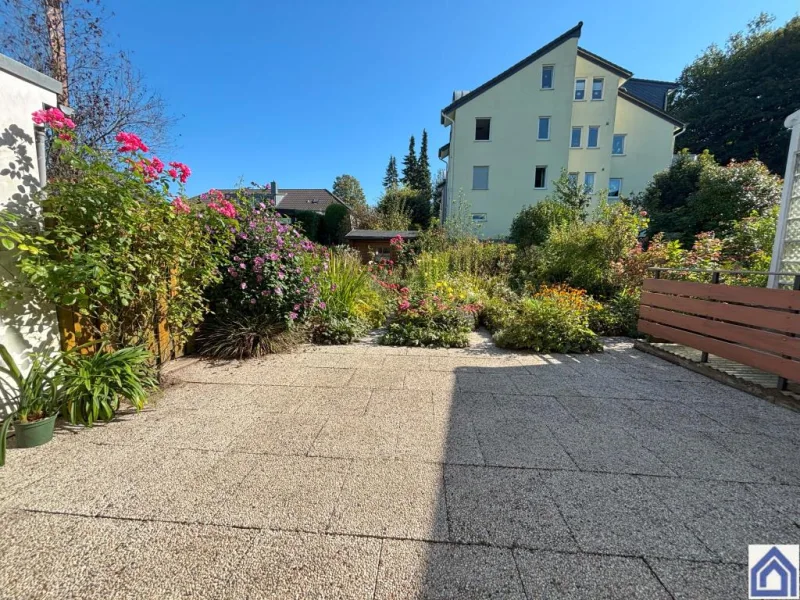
<box><xmin>331</xmin><ymin>174</ymin><xmax>366</xmax><ymax>209</ymax></box>
<box><xmin>417</xmin><ymin>129</ymin><xmax>432</xmax><ymax>196</ymax></box>
<box><xmin>382</xmin><ymin>156</ymin><xmax>399</xmax><ymax>189</ymax></box>
<box><xmin>432</xmin><ymin>169</ymin><xmax>446</xmax><ymax>218</ymax></box>
<box><xmin>401</xmin><ymin>136</ymin><xmax>418</xmax><ymax>187</ymax></box>
<box><xmin>637</xmin><ymin>150</ymin><xmax>782</xmax><ymax>246</ymax></box>
<box><xmin>670</xmin><ymin>14</ymin><xmax>800</xmax><ymax>173</ymax></box>
<box><xmin>323</xmin><ymin>204</ymin><xmax>351</xmax><ymax>245</ymax></box>
<box><xmin>376</xmin><ymin>187</ymin><xmax>414</xmax><ymax>230</ymax></box>
<box><xmin>509</xmin><ymin>200</ymin><xmax>578</xmax><ymax>249</ymax></box>
<box><xmin>551</xmin><ymin>169</ymin><xmax>593</xmax><ymax>219</ymax></box>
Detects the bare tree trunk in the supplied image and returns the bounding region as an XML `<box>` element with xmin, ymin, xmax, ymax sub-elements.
<box><xmin>44</xmin><ymin>0</ymin><xmax>69</xmax><ymax>105</ymax></box>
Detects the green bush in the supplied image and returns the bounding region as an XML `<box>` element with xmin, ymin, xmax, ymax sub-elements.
<box><xmin>509</xmin><ymin>199</ymin><xmax>577</xmax><ymax>248</ymax></box>
<box><xmin>511</xmin><ymin>201</ymin><xmax>646</xmax><ymax>298</ymax></box>
<box><xmin>493</xmin><ymin>285</ymin><xmax>602</xmax><ymax>353</ymax></box>
<box><xmin>195</xmin><ymin>313</ymin><xmax>306</xmax><ymax>359</ymax></box>
<box><xmin>589</xmin><ymin>288</ymin><xmax>641</xmax><ymax>338</ymax></box>
<box><xmin>311</xmin><ymin>314</ymin><xmax>366</xmax><ymax>345</ymax></box>
<box><xmin>323</xmin><ymin>204</ymin><xmax>351</xmax><ymax>245</ymax></box>
<box><xmin>292</xmin><ymin>210</ymin><xmax>323</xmax><ymax>242</ymax></box>
<box><xmin>379</xmin><ymin>293</ymin><xmax>476</xmax><ymax>348</ymax></box>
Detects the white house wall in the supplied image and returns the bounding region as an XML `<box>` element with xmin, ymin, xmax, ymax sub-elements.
<box><xmin>448</xmin><ymin>37</ymin><xmax>578</xmax><ymax>239</ymax></box>
<box><xmin>0</xmin><ymin>65</ymin><xmax>61</xmax><ymax>407</ymax></box>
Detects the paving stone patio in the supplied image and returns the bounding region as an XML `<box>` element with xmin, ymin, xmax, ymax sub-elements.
<box><xmin>1</xmin><ymin>332</ymin><xmax>798</xmax><ymax>599</ymax></box>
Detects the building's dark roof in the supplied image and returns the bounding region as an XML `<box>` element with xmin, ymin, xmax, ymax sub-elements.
<box><xmin>193</xmin><ymin>188</ymin><xmax>349</xmax><ymax>213</ymax></box>
<box><xmin>617</xmin><ymin>88</ymin><xmax>685</xmax><ymax>128</ymax></box>
<box><xmin>275</xmin><ymin>189</ymin><xmax>348</xmax><ymax>212</ymax></box>
<box><xmin>441</xmin><ymin>22</ymin><xmax>583</xmax><ymax>118</ymax></box>
<box><xmin>576</xmin><ymin>47</ymin><xmax>632</xmax><ymax>78</ymax></box>
<box><xmin>620</xmin><ymin>78</ymin><xmax>677</xmax><ymax>111</ymax></box>
<box><xmin>345</xmin><ymin>229</ymin><xmax>420</xmax><ymax>240</ymax></box>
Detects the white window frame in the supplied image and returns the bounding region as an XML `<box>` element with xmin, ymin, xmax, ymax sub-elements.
<box><xmin>568</xmin><ymin>172</ymin><xmax>579</xmax><ymax>186</ymax></box>
<box><xmin>534</xmin><ymin>165</ymin><xmax>548</xmax><ymax>190</ymax></box>
<box><xmin>537</xmin><ymin>117</ymin><xmax>551</xmax><ymax>141</ymax></box>
<box><xmin>574</xmin><ymin>78</ymin><xmax>586</xmax><ymax>101</ymax></box>
<box><xmin>608</xmin><ymin>178</ymin><xmax>623</xmax><ymax>198</ymax></box>
<box><xmin>541</xmin><ymin>65</ymin><xmax>554</xmax><ymax>90</ymax></box>
<box><xmin>472</xmin><ymin>166</ymin><xmax>489</xmax><ymax>190</ymax></box>
<box><xmin>591</xmin><ymin>77</ymin><xmax>604</xmax><ymax>101</ymax></box>
<box><xmin>471</xmin><ymin>213</ymin><xmax>487</xmax><ymax>223</ymax></box>
<box><xmin>612</xmin><ymin>134</ymin><xmax>626</xmax><ymax>155</ymax></box>
<box><xmin>475</xmin><ymin>117</ymin><xmax>491</xmax><ymax>142</ymax></box>
<box><xmin>584</xmin><ymin>172</ymin><xmax>596</xmax><ymax>193</ymax></box>
<box><xmin>587</xmin><ymin>126</ymin><xmax>600</xmax><ymax>149</ymax></box>
<box><xmin>570</xmin><ymin>126</ymin><xmax>582</xmax><ymax>148</ymax></box>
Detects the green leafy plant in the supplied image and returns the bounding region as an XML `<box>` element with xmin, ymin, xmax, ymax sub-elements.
<box><xmin>0</xmin><ymin>344</ymin><xmax>65</xmax><ymax>466</ymax></box>
<box><xmin>59</xmin><ymin>345</ymin><xmax>157</xmax><ymax>426</ymax></box>
<box><xmin>493</xmin><ymin>285</ymin><xmax>602</xmax><ymax>353</ymax></box>
<box><xmin>589</xmin><ymin>288</ymin><xmax>641</xmax><ymax>337</ymax></box>
<box><xmin>509</xmin><ymin>199</ymin><xmax>577</xmax><ymax>248</ymax></box>
<box><xmin>311</xmin><ymin>314</ymin><xmax>366</xmax><ymax>345</ymax></box>
<box><xmin>379</xmin><ymin>291</ymin><xmax>477</xmax><ymax>348</ymax></box>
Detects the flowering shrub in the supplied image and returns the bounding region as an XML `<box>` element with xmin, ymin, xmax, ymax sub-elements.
<box><xmin>493</xmin><ymin>285</ymin><xmax>602</xmax><ymax>353</ymax></box>
<box><xmin>204</xmin><ymin>193</ymin><xmax>322</xmax><ymax>326</ymax></box>
<box><xmin>0</xmin><ymin>111</ymin><xmax>235</xmax><ymax>348</ymax></box>
<box><xmin>379</xmin><ymin>289</ymin><xmax>477</xmax><ymax>348</ymax></box>
<box><xmin>589</xmin><ymin>288</ymin><xmax>641</xmax><ymax>338</ymax></box>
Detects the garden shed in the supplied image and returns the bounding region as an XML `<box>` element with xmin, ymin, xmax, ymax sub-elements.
<box><xmin>345</xmin><ymin>229</ymin><xmax>419</xmax><ymax>263</ymax></box>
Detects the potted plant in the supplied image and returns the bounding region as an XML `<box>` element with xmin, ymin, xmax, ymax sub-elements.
<box><xmin>0</xmin><ymin>344</ymin><xmax>65</xmax><ymax>466</ymax></box>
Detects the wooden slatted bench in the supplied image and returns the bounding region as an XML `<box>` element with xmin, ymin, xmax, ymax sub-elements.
<box><xmin>638</xmin><ymin>275</ymin><xmax>800</xmax><ymax>387</ymax></box>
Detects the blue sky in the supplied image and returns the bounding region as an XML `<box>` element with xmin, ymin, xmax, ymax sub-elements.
<box><xmin>104</xmin><ymin>0</ymin><xmax>796</xmax><ymax>204</ymax></box>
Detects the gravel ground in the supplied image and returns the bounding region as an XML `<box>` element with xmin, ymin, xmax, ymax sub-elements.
<box><xmin>1</xmin><ymin>332</ymin><xmax>798</xmax><ymax>599</ymax></box>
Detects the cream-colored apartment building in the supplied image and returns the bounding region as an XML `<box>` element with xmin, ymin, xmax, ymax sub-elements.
<box><xmin>439</xmin><ymin>22</ymin><xmax>685</xmax><ymax>238</ymax></box>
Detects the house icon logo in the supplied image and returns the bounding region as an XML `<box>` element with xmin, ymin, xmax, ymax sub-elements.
<box><xmin>749</xmin><ymin>545</ymin><xmax>799</xmax><ymax>599</ymax></box>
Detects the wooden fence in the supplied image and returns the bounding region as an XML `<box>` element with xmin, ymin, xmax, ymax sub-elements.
<box><xmin>638</xmin><ymin>273</ymin><xmax>800</xmax><ymax>387</ymax></box>
<box><xmin>56</xmin><ymin>300</ymin><xmax>183</xmax><ymax>366</ymax></box>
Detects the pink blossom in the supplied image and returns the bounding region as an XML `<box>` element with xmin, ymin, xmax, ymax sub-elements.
<box><xmin>250</xmin><ymin>298</ymin><xmax>257</xmax><ymax>304</ymax></box>
<box><xmin>240</xmin><ymin>282</ymin><xmax>247</xmax><ymax>289</ymax></box>
<box><xmin>289</xmin><ymin>312</ymin><xmax>298</xmax><ymax>320</ymax></box>
<box><xmin>115</xmin><ymin>131</ymin><xmax>149</xmax><ymax>153</ymax></box>
<box><xmin>318</xmin><ymin>301</ymin><xmax>327</xmax><ymax>310</ymax></box>
<box><xmin>172</xmin><ymin>197</ymin><xmax>191</xmax><ymax>214</ymax></box>
<box><xmin>32</xmin><ymin>108</ymin><xmax>75</xmax><ymax>130</ymax></box>
<box><xmin>168</xmin><ymin>161</ymin><xmax>191</xmax><ymax>183</ymax></box>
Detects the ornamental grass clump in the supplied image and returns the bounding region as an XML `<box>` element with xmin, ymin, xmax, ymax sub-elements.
<box><xmin>493</xmin><ymin>285</ymin><xmax>602</xmax><ymax>353</ymax></box>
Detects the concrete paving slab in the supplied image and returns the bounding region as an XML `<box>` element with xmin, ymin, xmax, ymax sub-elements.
<box><xmin>309</xmin><ymin>415</ymin><xmax>397</xmax><ymax>460</ymax></box>
<box><xmin>499</xmin><ymin>394</ymin><xmax>576</xmax><ymax>423</ymax></box>
<box><xmin>708</xmin><ymin>432</ymin><xmax>800</xmax><ymax>485</ymax></box>
<box><xmin>292</xmin><ymin>367</ymin><xmax>356</xmax><ymax>388</ymax></box>
<box><xmin>366</xmin><ymin>389</ymin><xmax>434</xmax><ymax>417</ymax></box>
<box><xmin>212</xmin><ymin>455</ymin><xmax>350</xmax><ymax>531</ymax></box>
<box><xmin>374</xmin><ymin>539</ymin><xmax>526</xmax><ymax>600</ymax></box>
<box><xmin>508</xmin><ymin>371</ymin><xmax>584</xmax><ymax>396</ymax></box>
<box><xmin>627</xmin><ymin>428</ymin><xmax>774</xmax><ymax>483</ymax></box>
<box><xmin>228</xmin><ymin>414</ymin><xmax>329</xmax><ymax>456</ymax></box>
<box><xmin>444</xmin><ymin>465</ymin><xmax>577</xmax><ymax>551</ymax></box>
<box><xmin>235</xmin><ymin>529</ymin><xmax>381</xmax><ymax>600</ymax></box>
<box><xmin>472</xmin><ymin>416</ymin><xmax>577</xmax><ymax>470</ymax></box>
<box><xmin>555</xmin><ymin>395</ymin><xmax>652</xmax><ymax>429</ymax></box>
<box><xmin>456</xmin><ymin>371</ymin><xmax>522</xmax><ymax>395</ymax></box>
<box><xmin>328</xmin><ymin>459</ymin><xmax>447</xmax><ymax>540</ymax></box>
<box><xmin>547</xmin><ymin>423</ymin><xmax>676</xmax><ymax>476</ymax></box>
<box><xmin>404</xmin><ymin>370</ymin><xmax>456</xmax><ymax>392</ymax></box>
<box><xmin>396</xmin><ymin>413</ymin><xmax>484</xmax><ymax>464</ymax></box>
<box><xmin>347</xmin><ymin>367</ymin><xmax>407</xmax><ymax>390</ymax></box>
<box><xmin>294</xmin><ymin>386</ymin><xmax>372</xmax><ymax>415</ymax></box>
<box><xmin>623</xmin><ymin>399</ymin><xmax>730</xmax><ymax>433</ymax></box>
<box><xmin>647</xmin><ymin>558</ymin><xmax>747</xmax><ymax>600</ymax></box>
<box><xmin>515</xmin><ymin>549</ymin><xmax>671</xmax><ymax>599</ymax></box>
<box><xmin>544</xmin><ymin>471</ymin><xmax>713</xmax><ymax>560</ymax></box>
<box><xmin>641</xmin><ymin>477</ymin><xmax>799</xmax><ymax>563</ymax></box>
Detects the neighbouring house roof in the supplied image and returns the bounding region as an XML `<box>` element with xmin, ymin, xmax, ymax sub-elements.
<box><xmin>618</xmin><ymin>88</ymin><xmax>685</xmax><ymax>129</ymax></box>
<box><xmin>194</xmin><ymin>188</ymin><xmax>349</xmax><ymax>213</ymax></box>
<box><xmin>345</xmin><ymin>229</ymin><xmax>420</xmax><ymax>241</ymax></box>
<box><xmin>440</xmin><ymin>22</ymin><xmax>584</xmax><ymax>119</ymax></box>
<box><xmin>620</xmin><ymin>78</ymin><xmax>678</xmax><ymax>111</ymax></box>
<box><xmin>274</xmin><ymin>189</ymin><xmax>349</xmax><ymax>213</ymax></box>
<box><xmin>0</xmin><ymin>52</ymin><xmax>62</xmax><ymax>94</ymax></box>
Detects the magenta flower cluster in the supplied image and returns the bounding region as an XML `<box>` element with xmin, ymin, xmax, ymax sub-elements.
<box><xmin>210</xmin><ymin>200</ymin><xmax>324</xmax><ymax>325</ymax></box>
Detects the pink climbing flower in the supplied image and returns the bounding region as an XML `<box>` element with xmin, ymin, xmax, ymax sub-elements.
<box><xmin>115</xmin><ymin>131</ymin><xmax>148</xmax><ymax>153</ymax></box>
<box><xmin>32</xmin><ymin>107</ymin><xmax>75</xmax><ymax>130</ymax></box>
<box><xmin>171</xmin><ymin>197</ymin><xmax>191</xmax><ymax>214</ymax></box>
<box><xmin>168</xmin><ymin>161</ymin><xmax>191</xmax><ymax>183</ymax></box>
